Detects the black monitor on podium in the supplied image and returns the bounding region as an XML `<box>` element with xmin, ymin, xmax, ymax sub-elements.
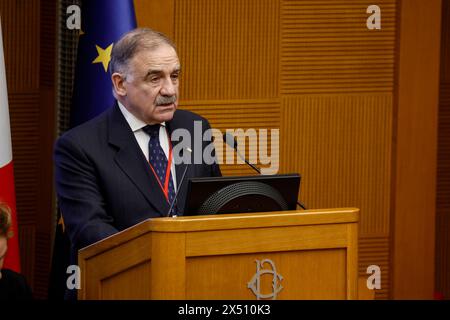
<box><xmin>183</xmin><ymin>173</ymin><xmax>301</xmax><ymax>216</ymax></box>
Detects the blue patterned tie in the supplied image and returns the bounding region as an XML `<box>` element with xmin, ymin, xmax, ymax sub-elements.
<box><xmin>142</xmin><ymin>124</ymin><xmax>177</xmax><ymax>215</ymax></box>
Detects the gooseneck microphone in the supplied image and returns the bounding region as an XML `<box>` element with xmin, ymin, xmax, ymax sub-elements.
<box><xmin>223</xmin><ymin>133</ymin><xmax>308</xmax><ymax>210</ymax></box>
<box><xmin>223</xmin><ymin>133</ymin><xmax>262</xmax><ymax>175</ymax></box>
<box><xmin>166</xmin><ymin>147</ymin><xmax>192</xmax><ymax>217</ymax></box>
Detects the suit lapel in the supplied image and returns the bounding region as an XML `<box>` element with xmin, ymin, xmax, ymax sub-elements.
<box><xmin>107</xmin><ymin>104</ymin><xmax>169</xmax><ymax>216</ymax></box>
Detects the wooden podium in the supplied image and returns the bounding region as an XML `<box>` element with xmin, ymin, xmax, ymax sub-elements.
<box><xmin>78</xmin><ymin>208</ymin><xmax>359</xmax><ymax>300</ymax></box>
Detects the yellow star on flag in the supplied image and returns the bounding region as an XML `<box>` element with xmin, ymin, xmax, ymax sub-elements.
<box><xmin>92</xmin><ymin>43</ymin><xmax>113</xmax><ymax>72</ymax></box>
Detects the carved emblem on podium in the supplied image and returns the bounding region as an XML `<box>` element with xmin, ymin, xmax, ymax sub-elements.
<box><xmin>247</xmin><ymin>259</ymin><xmax>283</xmax><ymax>300</ymax></box>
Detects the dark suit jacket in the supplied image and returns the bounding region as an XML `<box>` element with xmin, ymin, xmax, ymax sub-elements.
<box><xmin>54</xmin><ymin>103</ymin><xmax>221</xmax><ymax>253</ymax></box>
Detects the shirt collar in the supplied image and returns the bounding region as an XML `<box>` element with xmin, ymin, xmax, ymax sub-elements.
<box><xmin>117</xmin><ymin>101</ymin><xmax>166</xmax><ymax>133</ymax></box>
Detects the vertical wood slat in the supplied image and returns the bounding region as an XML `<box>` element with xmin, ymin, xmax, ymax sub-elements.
<box><xmin>7</xmin><ymin>92</ymin><xmax>40</xmax><ymax>228</ymax></box>
<box><xmin>0</xmin><ymin>0</ymin><xmax>40</xmax><ymax>91</ymax></box>
<box><xmin>437</xmin><ymin>82</ymin><xmax>450</xmax><ymax>299</ymax></box>
<box><xmin>436</xmin><ymin>0</ymin><xmax>450</xmax><ymax>298</ymax></box>
<box><xmin>174</xmin><ymin>0</ymin><xmax>280</xmax><ymax>101</ymax></box>
<box><xmin>36</xmin><ymin>0</ymin><xmax>57</xmax><ymax>299</ymax></box>
<box><xmin>39</xmin><ymin>0</ymin><xmax>56</xmax><ymax>88</ymax></box>
<box><xmin>18</xmin><ymin>225</ymin><xmax>36</xmax><ymax>290</ymax></box>
<box><xmin>440</xmin><ymin>0</ymin><xmax>450</xmax><ymax>83</ymax></box>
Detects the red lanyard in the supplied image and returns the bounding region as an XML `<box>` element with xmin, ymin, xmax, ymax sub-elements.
<box><xmin>148</xmin><ymin>128</ymin><xmax>173</xmax><ymax>202</ymax></box>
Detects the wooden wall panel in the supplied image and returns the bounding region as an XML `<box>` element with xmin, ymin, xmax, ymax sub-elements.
<box><xmin>134</xmin><ymin>0</ymin><xmax>174</xmax><ymax>39</ymax></box>
<box><xmin>437</xmin><ymin>83</ymin><xmax>450</xmax><ymax>298</ymax></box>
<box><xmin>0</xmin><ymin>0</ymin><xmax>40</xmax><ymax>90</ymax></box>
<box><xmin>280</xmin><ymin>94</ymin><xmax>392</xmax><ymax>236</ymax></box>
<box><xmin>8</xmin><ymin>91</ymin><xmax>40</xmax><ymax>228</ymax></box>
<box><xmin>170</xmin><ymin>0</ymin><xmax>281</xmax><ymax>176</ymax></box>
<box><xmin>40</xmin><ymin>0</ymin><xmax>56</xmax><ymax>88</ymax></box>
<box><xmin>0</xmin><ymin>0</ymin><xmax>41</xmax><ymax>294</ymax></box>
<box><xmin>281</xmin><ymin>0</ymin><xmax>396</xmax><ymax>94</ymax></box>
<box><xmin>174</xmin><ymin>0</ymin><xmax>280</xmax><ymax>101</ymax></box>
<box><xmin>136</xmin><ymin>0</ymin><xmax>398</xmax><ymax>299</ymax></box>
<box><xmin>34</xmin><ymin>230</ymin><xmax>51</xmax><ymax>297</ymax></box>
<box><xmin>393</xmin><ymin>0</ymin><xmax>441</xmax><ymax>299</ymax></box>
<box><xmin>279</xmin><ymin>0</ymin><xmax>396</xmax><ymax>299</ymax></box>
<box><xmin>180</xmin><ymin>100</ymin><xmax>280</xmax><ymax>176</ymax></box>
<box><xmin>35</xmin><ymin>0</ymin><xmax>57</xmax><ymax>299</ymax></box>
<box><xmin>436</xmin><ymin>0</ymin><xmax>450</xmax><ymax>299</ymax></box>
<box><xmin>441</xmin><ymin>1</ymin><xmax>450</xmax><ymax>84</ymax></box>
<box><xmin>0</xmin><ymin>0</ymin><xmax>56</xmax><ymax>298</ymax></box>
<box><xmin>18</xmin><ymin>225</ymin><xmax>36</xmax><ymax>288</ymax></box>
<box><xmin>359</xmin><ymin>235</ymin><xmax>390</xmax><ymax>299</ymax></box>
<box><xmin>135</xmin><ymin>0</ymin><xmax>441</xmax><ymax>299</ymax></box>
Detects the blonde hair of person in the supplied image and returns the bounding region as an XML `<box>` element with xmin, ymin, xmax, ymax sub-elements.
<box><xmin>0</xmin><ymin>203</ymin><xmax>13</xmax><ymax>239</ymax></box>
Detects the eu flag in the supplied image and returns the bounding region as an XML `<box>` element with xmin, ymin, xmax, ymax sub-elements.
<box><xmin>70</xmin><ymin>0</ymin><xmax>137</xmax><ymax>127</ymax></box>
<box><xmin>49</xmin><ymin>0</ymin><xmax>136</xmax><ymax>300</ymax></box>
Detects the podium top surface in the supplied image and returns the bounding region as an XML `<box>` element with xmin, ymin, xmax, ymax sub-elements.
<box><xmin>79</xmin><ymin>208</ymin><xmax>359</xmax><ymax>258</ymax></box>
<box><xmin>149</xmin><ymin>208</ymin><xmax>359</xmax><ymax>232</ymax></box>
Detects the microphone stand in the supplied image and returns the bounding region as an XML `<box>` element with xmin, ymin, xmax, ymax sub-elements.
<box><xmin>226</xmin><ymin>134</ymin><xmax>308</xmax><ymax>210</ymax></box>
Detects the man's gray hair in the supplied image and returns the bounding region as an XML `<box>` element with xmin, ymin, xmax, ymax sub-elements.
<box><xmin>109</xmin><ymin>28</ymin><xmax>177</xmax><ymax>76</ymax></box>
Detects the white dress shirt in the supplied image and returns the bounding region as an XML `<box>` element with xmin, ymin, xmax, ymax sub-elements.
<box><xmin>118</xmin><ymin>101</ymin><xmax>177</xmax><ymax>191</ymax></box>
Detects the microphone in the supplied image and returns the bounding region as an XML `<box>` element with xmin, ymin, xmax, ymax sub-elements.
<box><xmin>166</xmin><ymin>147</ymin><xmax>192</xmax><ymax>217</ymax></box>
<box><xmin>223</xmin><ymin>133</ymin><xmax>261</xmax><ymax>174</ymax></box>
<box><xmin>223</xmin><ymin>133</ymin><xmax>308</xmax><ymax>210</ymax></box>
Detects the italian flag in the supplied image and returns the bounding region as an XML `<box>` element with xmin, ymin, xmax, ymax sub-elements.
<box><xmin>0</xmin><ymin>19</ymin><xmax>21</xmax><ymax>272</ymax></box>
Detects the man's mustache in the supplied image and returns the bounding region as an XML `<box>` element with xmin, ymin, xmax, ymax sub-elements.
<box><xmin>156</xmin><ymin>95</ymin><xmax>177</xmax><ymax>106</ymax></box>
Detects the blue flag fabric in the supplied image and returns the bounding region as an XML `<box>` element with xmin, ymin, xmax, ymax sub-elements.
<box><xmin>70</xmin><ymin>0</ymin><xmax>137</xmax><ymax>127</ymax></box>
<box><xmin>49</xmin><ymin>0</ymin><xmax>136</xmax><ymax>300</ymax></box>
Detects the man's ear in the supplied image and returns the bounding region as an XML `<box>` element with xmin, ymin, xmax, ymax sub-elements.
<box><xmin>111</xmin><ymin>73</ymin><xmax>127</xmax><ymax>97</ymax></box>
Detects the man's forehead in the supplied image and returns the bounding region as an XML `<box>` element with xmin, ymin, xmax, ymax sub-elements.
<box><xmin>145</xmin><ymin>60</ymin><xmax>181</xmax><ymax>72</ymax></box>
<box><xmin>132</xmin><ymin>46</ymin><xmax>180</xmax><ymax>70</ymax></box>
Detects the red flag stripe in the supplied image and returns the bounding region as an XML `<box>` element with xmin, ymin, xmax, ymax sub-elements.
<box><xmin>0</xmin><ymin>160</ymin><xmax>21</xmax><ymax>272</ymax></box>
